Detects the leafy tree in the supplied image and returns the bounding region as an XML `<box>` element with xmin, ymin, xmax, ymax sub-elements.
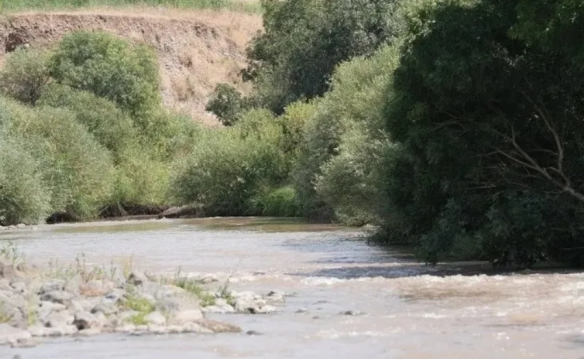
<box><xmin>0</xmin><ymin>47</ymin><xmax>50</xmax><ymax>105</ymax></box>
<box><xmin>245</xmin><ymin>0</ymin><xmax>399</xmax><ymax>113</ymax></box>
<box><xmin>48</xmin><ymin>31</ymin><xmax>161</xmax><ymax>120</ymax></box>
<box><xmin>205</xmin><ymin>83</ymin><xmax>245</xmax><ymax>126</ymax></box>
<box><xmin>381</xmin><ymin>0</ymin><xmax>584</xmax><ymax>266</ymax></box>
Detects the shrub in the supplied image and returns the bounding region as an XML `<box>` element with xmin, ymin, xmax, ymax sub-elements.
<box><xmin>48</xmin><ymin>31</ymin><xmax>161</xmax><ymax>119</ymax></box>
<box><xmin>248</xmin><ymin>186</ymin><xmax>301</xmax><ymax>217</ymax></box>
<box><xmin>205</xmin><ymin>83</ymin><xmax>245</xmax><ymax>126</ymax></box>
<box><xmin>0</xmin><ymin>47</ymin><xmax>50</xmax><ymax>105</ymax></box>
<box><xmin>38</xmin><ymin>84</ymin><xmax>138</xmax><ymax>163</ymax></box>
<box><xmin>171</xmin><ymin>111</ymin><xmax>288</xmax><ymax>216</ymax></box>
<box><xmin>0</xmin><ymin>132</ymin><xmax>52</xmax><ymax>225</ymax></box>
<box><xmin>1</xmin><ymin>98</ymin><xmax>115</xmax><ymax>220</ymax></box>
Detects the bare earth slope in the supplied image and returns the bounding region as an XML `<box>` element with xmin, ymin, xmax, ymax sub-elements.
<box><xmin>0</xmin><ymin>8</ymin><xmax>262</xmax><ymax>125</ymax></box>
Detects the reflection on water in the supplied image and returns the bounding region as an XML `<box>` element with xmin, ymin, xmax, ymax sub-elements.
<box><xmin>4</xmin><ymin>217</ymin><xmax>584</xmax><ymax>359</ymax></box>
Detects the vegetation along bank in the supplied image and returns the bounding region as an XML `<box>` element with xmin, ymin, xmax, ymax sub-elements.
<box><xmin>1</xmin><ymin>0</ymin><xmax>584</xmax><ymax>268</ymax></box>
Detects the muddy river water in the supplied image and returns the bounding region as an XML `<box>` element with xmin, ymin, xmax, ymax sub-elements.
<box><xmin>2</xmin><ymin>217</ymin><xmax>584</xmax><ymax>359</ymax></box>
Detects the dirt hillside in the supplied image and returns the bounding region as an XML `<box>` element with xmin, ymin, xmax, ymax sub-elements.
<box><xmin>0</xmin><ymin>8</ymin><xmax>263</xmax><ymax>126</ymax></box>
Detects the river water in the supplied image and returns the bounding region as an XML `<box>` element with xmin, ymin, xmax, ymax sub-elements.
<box><xmin>2</xmin><ymin>217</ymin><xmax>584</xmax><ymax>359</ymax></box>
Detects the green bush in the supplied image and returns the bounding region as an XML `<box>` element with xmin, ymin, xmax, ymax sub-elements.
<box><xmin>48</xmin><ymin>31</ymin><xmax>161</xmax><ymax>119</ymax></box>
<box><xmin>205</xmin><ymin>83</ymin><xmax>245</xmax><ymax>126</ymax></box>
<box><xmin>1</xmin><ymin>98</ymin><xmax>115</xmax><ymax>220</ymax></box>
<box><xmin>0</xmin><ymin>132</ymin><xmax>52</xmax><ymax>225</ymax></box>
<box><xmin>38</xmin><ymin>84</ymin><xmax>138</xmax><ymax>163</ymax></box>
<box><xmin>248</xmin><ymin>186</ymin><xmax>301</xmax><ymax>217</ymax></box>
<box><xmin>0</xmin><ymin>47</ymin><xmax>50</xmax><ymax>105</ymax></box>
<box><xmin>171</xmin><ymin>111</ymin><xmax>288</xmax><ymax>216</ymax></box>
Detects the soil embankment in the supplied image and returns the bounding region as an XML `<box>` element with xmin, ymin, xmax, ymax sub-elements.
<box><xmin>0</xmin><ymin>8</ymin><xmax>262</xmax><ymax>125</ymax></box>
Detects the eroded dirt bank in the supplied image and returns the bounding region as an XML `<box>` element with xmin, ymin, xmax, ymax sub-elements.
<box><xmin>0</xmin><ymin>9</ymin><xmax>262</xmax><ymax>125</ymax></box>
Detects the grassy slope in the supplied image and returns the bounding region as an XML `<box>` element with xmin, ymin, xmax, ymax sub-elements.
<box><xmin>0</xmin><ymin>0</ymin><xmax>261</xmax><ymax>13</ymax></box>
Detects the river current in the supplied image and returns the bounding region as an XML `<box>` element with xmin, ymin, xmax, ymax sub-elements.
<box><xmin>2</xmin><ymin>217</ymin><xmax>584</xmax><ymax>359</ymax></box>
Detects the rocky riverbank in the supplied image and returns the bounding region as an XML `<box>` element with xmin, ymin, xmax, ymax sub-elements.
<box><xmin>0</xmin><ymin>255</ymin><xmax>284</xmax><ymax>348</ymax></box>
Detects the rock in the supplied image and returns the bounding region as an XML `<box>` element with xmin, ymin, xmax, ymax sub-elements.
<box><xmin>153</xmin><ymin>285</ymin><xmax>185</xmax><ymax>300</ymax></box>
<box><xmin>38</xmin><ymin>280</ymin><xmax>65</xmax><ymax>295</ymax></box>
<box><xmin>181</xmin><ymin>322</ymin><xmax>213</xmax><ymax>334</ymax></box>
<box><xmin>0</xmin><ymin>260</ymin><xmax>16</xmax><ymax>279</ymax></box>
<box><xmin>196</xmin><ymin>319</ymin><xmax>241</xmax><ymax>333</ymax></box>
<box><xmin>266</xmin><ymin>290</ymin><xmax>285</xmax><ymax>303</ymax></box>
<box><xmin>68</xmin><ymin>299</ymin><xmax>93</xmax><ymax>313</ymax></box>
<box><xmin>115</xmin><ymin>324</ymin><xmax>136</xmax><ymax>334</ymax></box>
<box><xmin>0</xmin><ymin>279</ymin><xmax>11</xmax><ymax>291</ymax></box>
<box><xmin>127</xmin><ymin>271</ymin><xmax>148</xmax><ymax>287</ymax></box>
<box><xmin>10</xmin><ymin>281</ymin><xmax>27</xmax><ymax>295</ymax></box>
<box><xmin>171</xmin><ymin>309</ymin><xmax>203</xmax><ymax>324</ymax></box>
<box><xmin>246</xmin><ymin>330</ymin><xmax>263</xmax><ymax>336</ymax></box>
<box><xmin>156</xmin><ymin>296</ymin><xmax>199</xmax><ymax>312</ymax></box>
<box><xmin>340</xmin><ymin>310</ymin><xmax>366</xmax><ymax>316</ymax></box>
<box><xmin>63</xmin><ymin>276</ymin><xmax>82</xmax><ymax>295</ymax></box>
<box><xmin>40</xmin><ymin>290</ymin><xmax>73</xmax><ymax>305</ymax></box>
<box><xmin>44</xmin><ymin>310</ymin><xmax>74</xmax><ymax>328</ymax></box>
<box><xmin>234</xmin><ymin>297</ymin><xmax>276</xmax><ymax>314</ymax></box>
<box><xmin>145</xmin><ymin>311</ymin><xmax>166</xmax><ymax>326</ymax></box>
<box><xmin>29</xmin><ymin>324</ymin><xmax>77</xmax><ymax>337</ymax></box>
<box><xmin>0</xmin><ymin>323</ymin><xmax>31</xmax><ymax>345</ymax></box>
<box><xmin>38</xmin><ymin>301</ymin><xmax>66</xmax><ymax>322</ymax></box>
<box><xmin>295</xmin><ymin>308</ymin><xmax>308</xmax><ymax>314</ymax></box>
<box><xmin>103</xmin><ymin>289</ymin><xmax>124</xmax><ymax>304</ymax></box>
<box><xmin>147</xmin><ymin>324</ymin><xmax>168</xmax><ymax>334</ymax></box>
<box><xmin>202</xmin><ymin>304</ymin><xmax>235</xmax><ymax>314</ymax></box>
<box><xmin>10</xmin><ymin>337</ymin><xmax>39</xmax><ymax>348</ymax></box>
<box><xmin>80</xmin><ymin>280</ymin><xmax>113</xmax><ymax>297</ymax></box>
<box><xmin>73</xmin><ymin>311</ymin><xmax>101</xmax><ymax>330</ymax></box>
<box><xmin>90</xmin><ymin>303</ymin><xmax>118</xmax><ymax>316</ymax></box>
<box><xmin>15</xmin><ymin>224</ymin><xmax>25</xmax><ymax>229</ymax></box>
<box><xmin>157</xmin><ymin>205</ymin><xmax>199</xmax><ymax>219</ymax></box>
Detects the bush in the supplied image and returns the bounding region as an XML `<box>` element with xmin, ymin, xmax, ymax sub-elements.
<box><xmin>171</xmin><ymin>111</ymin><xmax>288</xmax><ymax>216</ymax></box>
<box><xmin>205</xmin><ymin>83</ymin><xmax>245</xmax><ymax>126</ymax></box>
<box><xmin>1</xmin><ymin>98</ymin><xmax>115</xmax><ymax>220</ymax></box>
<box><xmin>38</xmin><ymin>84</ymin><xmax>138</xmax><ymax>163</ymax></box>
<box><xmin>0</xmin><ymin>47</ymin><xmax>50</xmax><ymax>105</ymax></box>
<box><xmin>248</xmin><ymin>186</ymin><xmax>301</xmax><ymax>217</ymax></box>
<box><xmin>0</xmin><ymin>132</ymin><xmax>52</xmax><ymax>225</ymax></box>
<box><xmin>48</xmin><ymin>31</ymin><xmax>161</xmax><ymax>119</ymax></box>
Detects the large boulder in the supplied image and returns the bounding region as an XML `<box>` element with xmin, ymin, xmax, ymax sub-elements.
<box><xmin>0</xmin><ymin>323</ymin><xmax>31</xmax><ymax>345</ymax></box>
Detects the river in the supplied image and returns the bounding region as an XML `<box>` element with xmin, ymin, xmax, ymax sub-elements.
<box><xmin>2</xmin><ymin>217</ymin><xmax>584</xmax><ymax>359</ymax></box>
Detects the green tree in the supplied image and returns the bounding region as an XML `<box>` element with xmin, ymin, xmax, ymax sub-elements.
<box><xmin>48</xmin><ymin>31</ymin><xmax>161</xmax><ymax>120</ymax></box>
<box><xmin>245</xmin><ymin>0</ymin><xmax>399</xmax><ymax>113</ymax></box>
<box><xmin>381</xmin><ymin>0</ymin><xmax>584</xmax><ymax>266</ymax></box>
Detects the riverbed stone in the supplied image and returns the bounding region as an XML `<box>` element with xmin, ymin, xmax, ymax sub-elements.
<box><xmin>0</xmin><ymin>279</ymin><xmax>11</xmax><ymax>291</ymax></box>
<box><xmin>80</xmin><ymin>280</ymin><xmax>113</xmax><ymax>297</ymax></box>
<box><xmin>127</xmin><ymin>271</ymin><xmax>148</xmax><ymax>287</ymax></box>
<box><xmin>197</xmin><ymin>319</ymin><xmax>241</xmax><ymax>333</ymax></box>
<box><xmin>153</xmin><ymin>285</ymin><xmax>186</xmax><ymax>300</ymax></box>
<box><xmin>90</xmin><ymin>302</ymin><xmax>118</xmax><ymax>316</ymax></box>
<box><xmin>0</xmin><ymin>324</ymin><xmax>31</xmax><ymax>345</ymax></box>
<box><xmin>115</xmin><ymin>324</ymin><xmax>136</xmax><ymax>333</ymax></box>
<box><xmin>266</xmin><ymin>290</ymin><xmax>286</xmax><ymax>304</ymax></box>
<box><xmin>40</xmin><ymin>290</ymin><xmax>73</xmax><ymax>305</ymax></box>
<box><xmin>73</xmin><ymin>311</ymin><xmax>101</xmax><ymax>330</ymax></box>
<box><xmin>44</xmin><ymin>310</ymin><xmax>74</xmax><ymax>328</ymax></box>
<box><xmin>39</xmin><ymin>280</ymin><xmax>65</xmax><ymax>295</ymax></box>
<box><xmin>0</xmin><ymin>260</ymin><xmax>16</xmax><ymax>279</ymax></box>
<box><xmin>145</xmin><ymin>311</ymin><xmax>166</xmax><ymax>326</ymax></box>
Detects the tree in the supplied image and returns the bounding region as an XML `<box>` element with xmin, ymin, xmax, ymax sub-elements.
<box><xmin>245</xmin><ymin>0</ymin><xmax>399</xmax><ymax>113</ymax></box>
<box><xmin>380</xmin><ymin>0</ymin><xmax>584</xmax><ymax>266</ymax></box>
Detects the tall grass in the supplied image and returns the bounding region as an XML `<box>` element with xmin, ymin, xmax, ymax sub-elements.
<box><xmin>0</xmin><ymin>0</ymin><xmax>261</xmax><ymax>13</ymax></box>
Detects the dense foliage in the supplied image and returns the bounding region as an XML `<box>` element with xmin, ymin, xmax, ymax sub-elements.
<box><xmin>242</xmin><ymin>0</ymin><xmax>399</xmax><ymax>113</ymax></box>
<box><xmin>2</xmin><ymin>0</ymin><xmax>584</xmax><ymax>268</ymax></box>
